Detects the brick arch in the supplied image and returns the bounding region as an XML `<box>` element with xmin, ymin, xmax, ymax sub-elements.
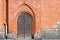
<box><xmin>14</xmin><ymin>4</ymin><xmax>36</xmax><ymax>35</ymax></box>
<box><xmin>14</xmin><ymin>3</ymin><xmax>35</xmax><ymax>18</ymax></box>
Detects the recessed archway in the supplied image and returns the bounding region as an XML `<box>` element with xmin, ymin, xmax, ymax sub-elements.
<box><xmin>15</xmin><ymin>4</ymin><xmax>36</xmax><ymax>35</ymax></box>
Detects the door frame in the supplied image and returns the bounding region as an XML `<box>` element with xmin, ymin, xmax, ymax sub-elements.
<box><xmin>17</xmin><ymin>12</ymin><xmax>35</xmax><ymax>36</ymax></box>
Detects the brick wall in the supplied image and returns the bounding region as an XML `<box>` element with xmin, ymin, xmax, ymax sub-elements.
<box><xmin>0</xmin><ymin>0</ymin><xmax>6</xmax><ymax>32</ymax></box>
<box><xmin>0</xmin><ymin>0</ymin><xmax>60</xmax><ymax>35</ymax></box>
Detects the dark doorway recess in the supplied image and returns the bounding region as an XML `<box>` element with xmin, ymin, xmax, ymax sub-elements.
<box><xmin>17</xmin><ymin>13</ymin><xmax>33</xmax><ymax>38</ymax></box>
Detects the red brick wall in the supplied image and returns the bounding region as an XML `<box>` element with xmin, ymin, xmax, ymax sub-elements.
<box><xmin>41</xmin><ymin>0</ymin><xmax>60</xmax><ymax>29</ymax></box>
<box><xmin>8</xmin><ymin>0</ymin><xmax>41</xmax><ymax>34</ymax></box>
<box><xmin>0</xmin><ymin>0</ymin><xmax>60</xmax><ymax>35</ymax></box>
<box><xmin>0</xmin><ymin>0</ymin><xmax>6</xmax><ymax>32</ymax></box>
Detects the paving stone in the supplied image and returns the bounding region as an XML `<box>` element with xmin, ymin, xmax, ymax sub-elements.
<box><xmin>16</xmin><ymin>37</ymin><xmax>35</xmax><ymax>40</ymax></box>
<box><xmin>42</xmin><ymin>38</ymin><xmax>60</xmax><ymax>40</ymax></box>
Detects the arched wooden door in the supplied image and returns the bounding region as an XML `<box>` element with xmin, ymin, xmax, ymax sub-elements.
<box><xmin>17</xmin><ymin>13</ymin><xmax>32</xmax><ymax>38</ymax></box>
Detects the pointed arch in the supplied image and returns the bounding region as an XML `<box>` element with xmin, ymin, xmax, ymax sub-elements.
<box><xmin>14</xmin><ymin>3</ymin><xmax>36</xmax><ymax>35</ymax></box>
